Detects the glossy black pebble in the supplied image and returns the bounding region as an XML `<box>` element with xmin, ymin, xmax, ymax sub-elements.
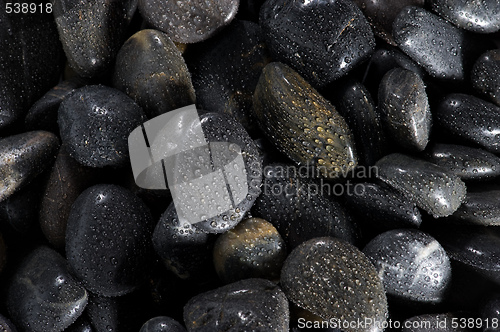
<box><xmin>281</xmin><ymin>237</ymin><xmax>388</xmax><ymax>332</ymax></box>
<box><xmin>376</xmin><ymin>153</ymin><xmax>466</xmax><ymax>218</ymax></box>
<box><xmin>213</xmin><ymin>217</ymin><xmax>287</xmax><ymax>283</ymax></box>
<box><xmin>363</xmin><ymin>229</ymin><xmax>451</xmax><ymax>304</ymax></box>
<box><xmin>113</xmin><ymin>29</ymin><xmax>196</xmax><ymax>118</ymax></box>
<box><xmin>0</xmin><ymin>131</ymin><xmax>59</xmax><ymax>202</ymax></box>
<box><xmin>450</xmin><ymin>190</ymin><xmax>500</xmax><ymax>226</ymax></box>
<box><xmin>436</xmin><ymin>93</ymin><xmax>500</xmax><ymax>154</ymax></box>
<box><xmin>183</xmin><ymin>278</ymin><xmax>289</xmax><ymax>331</ymax></box>
<box><xmin>260</xmin><ymin>0</ymin><xmax>375</xmax><ymax>88</ymax></box>
<box><xmin>378</xmin><ymin>68</ymin><xmax>431</xmax><ymax>151</ymax></box>
<box><xmin>66</xmin><ymin>184</ymin><xmax>154</xmax><ymax>297</ymax></box>
<box><xmin>140</xmin><ymin>316</ymin><xmax>186</xmax><ymax>332</ymax></box>
<box><xmin>138</xmin><ymin>0</ymin><xmax>239</xmax><ymax>44</ymax></box>
<box><xmin>429</xmin><ymin>0</ymin><xmax>500</xmax><ymax>33</ymax></box>
<box><xmin>426</xmin><ymin>143</ymin><xmax>500</xmax><ymax>181</ymax></box>
<box><xmin>393</xmin><ymin>6</ymin><xmax>470</xmax><ymax>80</ymax></box>
<box><xmin>7</xmin><ymin>246</ymin><xmax>88</xmax><ymax>332</ymax></box>
<box><xmin>153</xmin><ymin>202</ymin><xmax>213</xmax><ymax>280</ymax></box>
<box><xmin>472</xmin><ymin>49</ymin><xmax>500</xmax><ymax>106</ymax></box>
<box><xmin>58</xmin><ymin>85</ymin><xmax>146</xmax><ymax>168</ymax></box>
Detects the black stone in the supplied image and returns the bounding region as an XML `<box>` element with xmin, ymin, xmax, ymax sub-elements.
<box><xmin>426</xmin><ymin>143</ymin><xmax>500</xmax><ymax>181</ymax></box>
<box><xmin>450</xmin><ymin>190</ymin><xmax>500</xmax><ymax>226</ymax></box>
<box><xmin>472</xmin><ymin>49</ymin><xmax>500</xmax><ymax>106</ymax></box>
<box><xmin>378</xmin><ymin>68</ymin><xmax>431</xmax><ymax>151</ymax></box>
<box><xmin>213</xmin><ymin>217</ymin><xmax>287</xmax><ymax>283</ymax></box>
<box><xmin>66</xmin><ymin>184</ymin><xmax>154</xmax><ymax>297</ymax></box>
<box><xmin>393</xmin><ymin>6</ymin><xmax>471</xmax><ymax>81</ymax></box>
<box><xmin>138</xmin><ymin>0</ymin><xmax>239</xmax><ymax>44</ymax></box>
<box><xmin>58</xmin><ymin>85</ymin><xmax>146</xmax><ymax>168</ymax></box>
<box><xmin>152</xmin><ymin>202</ymin><xmax>214</xmax><ymax>280</ymax></box>
<box><xmin>375</xmin><ymin>153</ymin><xmax>466</xmax><ymax>217</ymax></box>
<box><xmin>53</xmin><ymin>0</ymin><xmax>135</xmax><ymax>77</ymax></box>
<box><xmin>188</xmin><ymin>20</ymin><xmax>271</xmax><ymax>130</ymax></box>
<box><xmin>280</xmin><ymin>237</ymin><xmax>387</xmax><ymax>332</ymax></box>
<box><xmin>139</xmin><ymin>316</ymin><xmax>186</xmax><ymax>332</ymax></box>
<box><xmin>252</xmin><ymin>163</ymin><xmax>357</xmax><ymax>249</ymax></box>
<box><xmin>253</xmin><ymin>63</ymin><xmax>358</xmax><ymax>178</ymax></box>
<box><xmin>183</xmin><ymin>278</ymin><xmax>289</xmax><ymax>331</ymax></box>
<box><xmin>436</xmin><ymin>93</ymin><xmax>500</xmax><ymax>153</ymax></box>
<box><xmin>0</xmin><ymin>131</ymin><xmax>59</xmax><ymax>202</ymax></box>
<box><xmin>332</xmin><ymin>79</ymin><xmax>387</xmax><ymax>166</ymax></box>
<box><xmin>260</xmin><ymin>0</ymin><xmax>375</xmax><ymax>88</ymax></box>
<box><xmin>113</xmin><ymin>29</ymin><xmax>196</xmax><ymax>118</ymax></box>
<box><xmin>7</xmin><ymin>246</ymin><xmax>88</xmax><ymax>332</ymax></box>
<box><xmin>65</xmin><ymin>316</ymin><xmax>94</xmax><ymax>332</ymax></box>
<box><xmin>363</xmin><ymin>229</ymin><xmax>451</xmax><ymax>304</ymax></box>
<box><xmin>430</xmin><ymin>0</ymin><xmax>500</xmax><ymax>33</ymax></box>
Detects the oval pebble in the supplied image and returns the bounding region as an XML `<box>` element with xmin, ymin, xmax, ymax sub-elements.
<box><xmin>378</xmin><ymin>68</ymin><xmax>431</xmax><ymax>151</ymax></box>
<box><xmin>429</xmin><ymin>0</ymin><xmax>500</xmax><ymax>33</ymax></box>
<box><xmin>138</xmin><ymin>0</ymin><xmax>239</xmax><ymax>44</ymax></box>
<box><xmin>426</xmin><ymin>143</ymin><xmax>500</xmax><ymax>181</ymax></box>
<box><xmin>472</xmin><ymin>49</ymin><xmax>500</xmax><ymax>106</ymax></box>
<box><xmin>450</xmin><ymin>190</ymin><xmax>500</xmax><ymax>226</ymax></box>
<box><xmin>113</xmin><ymin>29</ymin><xmax>196</xmax><ymax>118</ymax></box>
<box><xmin>139</xmin><ymin>316</ymin><xmax>186</xmax><ymax>332</ymax></box>
<box><xmin>213</xmin><ymin>217</ymin><xmax>287</xmax><ymax>283</ymax></box>
<box><xmin>7</xmin><ymin>246</ymin><xmax>88</xmax><ymax>332</ymax></box>
<box><xmin>393</xmin><ymin>6</ymin><xmax>470</xmax><ymax>80</ymax></box>
<box><xmin>375</xmin><ymin>153</ymin><xmax>467</xmax><ymax>218</ymax></box>
<box><xmin>436</xmin><ymin>93</ymin><xmax>500</xmax><ymax>154</ymax></box>
<box><xmin>0</xmin><ymin>131</ymin><xmax>59</xmax><ymax>202</ymax></box>
<box><xmin>253</xmin><ymin>63</ymin><xmax>358</xmax><ymax>179</ymax></box>
<box><xmin>281</xmin><ymin>237</ymin><xmax>388</xmax><ymax>332</ymax></box>
<box><xmin>363</xmin><ymin>229</ymin><xmax>451</xmax><ymax>304</ymax></box>
<box><xmin>66</xmin><ymin>184</ymin><xmax>154</xmax><ymax>297</ymax></box>
<box><xmin>58</xmin><ymin>85</ymin><xmax>146</xmax><ymax>168</ymax></box>
<box><xmin>183</xmin><ymin>278</ymin><xmax>289</xmax><ymax>331</ymax></box>
<box><xmin>260</xmin><ymin>0</ymin><xmax>375</xmax><ymax>88</ymax></box>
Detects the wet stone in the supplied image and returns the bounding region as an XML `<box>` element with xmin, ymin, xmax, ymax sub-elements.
<box><xmin>472</xmin><ymin>49</ymin><xmax>500</xmax><ymax>106</ymax></box>
<box><xmin>58</xmin><ymin>85</ymin><xmax>146</xmax><ymax>168</ymax></box>
<box><xmin>375</xmin><ymin>153</ymin><xmax>467</xmax><ymax>218</ymax></box>
<box><xmin>450</xmin><ymin>190</ymin><xmax>500</xmax><ymax>226</ymax></box>
<box><xmin>39</xmin><ymin>145</ymin><xmax>98</xmax><ymax>249</ymax></box>
<box><xmin>183</xmin><ymin>278</ymin><xmax>289</xmax><ymax>331</ymax></box>
<box><xmin>25</xmin><ymin>77</ymin><xmax>87</xmax><ymax>134</ymax></box>
<box><xmin>352</xmin><ymin>0</ymin><xmax>424</xmax><ymax>45</ymax></box>
<box><xmin>426</xmin><ymin>143</ymin><xmax>500</xmax><ymax>181</ymax></box>
<box><xmin>139</xmin><ymin>316</ymin><xmax>186</xmax><ymax>332</ymax></box>
<box><xmin>393</xmin><ymin>6</ymin><xmax>470</xmax><ymax>80</ymax></box>
<box><xmin>213</xmin><ymin>217</ymin><xmax>287</xmax><ymax>283</ymax></box>
<box><xmin>378</xmin><ymin>68</ymin><xmax>431</xmax><ymax>151</ymax></box>
<box><xmin>7</xmin><ymin>246</ymin><xmax>88</xmax><ymax>332</ymax></box>
<box><xmin>0</xmin><ymin>314</ymin><xmax>17</xmax><ymax>332</ymax></box>
<box><xmin>260</xmin><ymin>0</ymin><xmax>375</xmax><ymax>88</ymax></box>
<box><xmin>363</xmin><ymin>229</ymin><xmax>451</xmax><ymax>304</ymax></box>
<box><xmin>152</xmin><ymin>202</ymin><xmax>214</xmax><ymax>280</ymax></box>
<box><xmin>188</xmin><ymin>20</ymin><xmax>271</xmax><ymax>130</ymax></box>
<box><xmin>252</xmin><ymin>163</ymin><xmax>357</xmax><ymax>249</ymax></box>
<box><xmin>433</xmin><ymin>226</ymin><xmax>500</xmax><ymax>286</ymax></box>
<box><xmin>0</xmin><ymin>4</ymin><xmax>64</xmax><ymax>130</ymax></box>
<box><xmin>113</xmin><ymin>29</ymin><xmax>196</xmax><ymax>118</ymax></box>
<box><xmin>281</xmin><ymin>237</ymin><xmax>387</xmax><ymax>332</ymax></box>
<box><xmin>65</xmin><ymin>184</ymin><xmax>154</xmax><ymax>297</ymax></box>
<box><xmin>429</xmin><ymin>0</ymin><xmax>500</xmax><ymax>33</ymax></box>
<box><xmin>53</xmin><ymin>0</ymin><xmax>135</xmax><ymax>77</ymax></box>
<box><xmin>436</xmin><ymin>93</ymin><xmax>500</xmax><ymax>154</ymax></box>
<box><xmin>253</xmin><ymin>63</ymin><xmax>358</xmax><ymax>179</ymax></box>
<box><xmin>0</xmin><ymin>131</ymin><xmax>59</xmax><ymax>202</ymax></box>
<box><xmin>333</xmin><ymin>79</ymin><xmax>387</xmax><ymax>166</ymax></box>
<box><xmin>65</xmin><ymin>316</ymin><xmax>93</xmax><ymax>332</ymax></box>
<box><xmin>138</xmin><ymin>0</ymin><xmax>239</xmax><ymax>44</ymax></box>
<box><xmin>343</xmin><ymin>182</ymin><xmax>422</xmax><ymax>232</ymax></box>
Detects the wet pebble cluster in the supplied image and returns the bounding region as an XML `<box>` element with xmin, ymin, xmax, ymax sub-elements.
<box><xmin>1</xmin><ymin>0</ymin><xmax>500</xmax><ymax>331</ymax></box>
